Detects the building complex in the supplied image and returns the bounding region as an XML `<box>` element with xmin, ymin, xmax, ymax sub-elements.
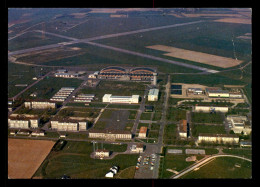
<box><xmin>24</xmin><ymin>100</ymin><xmax>56</xmax><ymax>109</ymax></box>
<box><xmin>102</xmin><ymin>94</ymin><xmax>139</xmax><ymax>104</ymax></box>
<box><xmin>50</xmin><ymin>117</ymin><xmax>87</xmax><ymax>131</ymax></box>
<box><xmin>8</xmin><ymin>115</ymin><xmax>39</xmax><ymax>129</ymax></box>
<box><xmin>198</xmin><ymin>133</ymin><xmax>239</xmax><ymax>144</ymax></box>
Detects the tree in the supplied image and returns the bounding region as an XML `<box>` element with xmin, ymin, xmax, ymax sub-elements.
<box><xmin>229</xmin><ymin>130</ymin><xmax>235</xmax><ymax>134</ymax></box>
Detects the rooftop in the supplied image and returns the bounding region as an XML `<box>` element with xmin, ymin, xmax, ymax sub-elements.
<box><xmin>179</xmin><ymin>120</ymin><xmax>187</xmax><ymax>132</ymax></box>
<box><xmin>139</xmin><ymin>126</ymin><xmax>148</xmax><ymax>134</ymax></box>
<box><xmin>89</xmin><ymin>129</ymin><xmax>132</xmax><ymax>135</ymax></box>
<box><xmin>148</xmin><ymin>89</ymin><xmax>159</xmax><ymax>96</ymax></box>
<box><xmin>199</xmin><ymin>133</ymin><xmax>238</xmax><ymax>138</ymax></box>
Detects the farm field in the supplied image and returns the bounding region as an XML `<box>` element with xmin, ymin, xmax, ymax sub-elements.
<box><xmin>8</xmin><ymin>138</ymin><xmax>55</xmax><ymax>179</ymax></box>
<box><xmin>33</xmin><ymin>141</ymin><xmax>138</xmax><ymax>179</ymax></box>
<box><xmin>181</xmin><ymin>157</ymin><xmax>252</xmax><ymax>179</ymax></box>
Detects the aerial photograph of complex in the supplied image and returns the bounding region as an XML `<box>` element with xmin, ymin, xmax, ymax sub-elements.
<box><xmin>8</xmin><ymin>8</ymin><xmax>252</xmax><ymax>179</ymax></box>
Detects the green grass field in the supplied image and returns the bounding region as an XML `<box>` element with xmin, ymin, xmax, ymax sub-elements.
<box><xmin>222</xmin><ymin>148</ymin><xmax>252</xmax><ymax>159</ymax></box>
<box><xmin>33</xmin><ymin>141</ymin><xmax>138</xmax><ymax>179</ymax></box>
<box><xmin>167</xmin><ymin>108</ymin><xmax>186</xmax><ymax>121</ymax></box>
<box><xmin>191</xmin><ymin>124</ymin><xmax>226</xmax><ymax>137</ymax></box>
<box><xmin>140</xmin><ymin>112</ymin><xmax>152</xmax><ymax>120</ymax></box>
<box><xmin>163</xmin><ymin>124</ymin><xmax>177</xmax><ymax>145</ymax></box>
<box><xmin>58</xmin><ymin>107</ymin><xmax>100</xmax><ymax>118</ymax></box>
<box><xmin>191</xmin><ymin>112</ymin><xmax>224</xmax><ymax>124</ymax></box>
<box><xmin>181</xmin><ymin>157</ymin><xmax>252</xmax><ymax>179</ymax></box>
<box><xmin>19</xmin><ymin>76</ymin><xmax>83</xmax><ymax>100</ymax></box>
<box><xmin>128</xmin><ymin>110</ymin><xmax>137</xmax><ymax>119</ymax></box>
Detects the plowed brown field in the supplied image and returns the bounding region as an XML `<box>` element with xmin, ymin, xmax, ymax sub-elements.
<box><xmin>8</xmin><ymin>138</ymin><xmax>55</xmax><ymax>179</ymax></box>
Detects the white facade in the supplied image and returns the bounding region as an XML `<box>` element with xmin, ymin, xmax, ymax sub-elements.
<box><xmin>102</xmin><ymin>94</ymin><xmax>139</xmax><ymax>104</ymax></box>
<box><xmin>198</xmin><ymin>134</ymin><xmax>239</xmax><ymax>144</ymax></box>
<box><xmin>227</xmin><ymin>115</ymin><xmax>251</xmax><ymax>135</ymax></box>
<box><xmin>194</xmin><ymin>106</ymin><xmax>229</xmax><ymax>113</ymax></box>
<box><xmin>8</xmin><ymin>119</ymin><xmax>29</xmax><ymax>129</ymax></box>
<box><xmin>148</xmin><ymin>89</ymin><xmax>159</xmax><ymax>101</ymax></box>
<box><xmin>25</xmin><ymin>101</ymin><xmax>56</xmax><ymax>109</ymax></box>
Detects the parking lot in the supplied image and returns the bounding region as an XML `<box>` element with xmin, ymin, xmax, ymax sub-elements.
<box><xmin>134</xmin><ymin>144</ymin><xmax>159</xmax><ymax>179</ymax></box>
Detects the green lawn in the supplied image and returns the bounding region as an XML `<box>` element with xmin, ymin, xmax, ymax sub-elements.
<box><xmin>191</xmin><ymin>112</ymin><xmax>224</xmax><ymax>124</ymax></box>
<box><xmin>93</xmin><ymin>121</ymin><xmax>107</xmax><ymax>130</ymax></box>
<box><xmin>100</xmin><ymin>109</ymin><xmax>114</xmax><ymax>119</ymax></box>
<box><xmin>107</xmin><ymin>104</ymin><xmax>140</xmax><ymax>109</ymax></box>
<box><xmin>222</xmin><ymin>148</ymin><xmax>252</xmax><ymax>159</ymax></box>
<box><xmin>191</xmin><ymin>124</ymin><xmax>226</xmax><ymax>137</ymax></box>
<box><xmin>167</xmin><ymin>108</ymin><xmax>186</xmax><ymax>121</ymax></box>
<box><xmin>163</xmin><ymin>124</ymin><xmax>177</xmax><ymax>145</ymax></box>
<box><xmin>148</xmin><ymin>130</ymin><xmax>159</xmax><ymax>139</ymax></box>
<box><xmin>124</xmin><ymin>122</ymin><xmax>134</xmax><ymax>131</ymax></box>
<box><xmin>33</xmin><ymin>141</ymin><xmax>138</xmax><ymax>179</ymax></box>
<box><xmin>140</xmin><ymin>112</ymin><xmax>152</xmax><ymax>120</ymax></box>
<box><xmin>128</xmin><ymin>110</ymin><xmax>137</xmax><ymax>119</ymax></box>
<box><xmin>181</xmin><ymin>157</ymin><xmax>252</xmax><ymax>179</ymax></box>
<box><xmin>58</xmin><ymin>107</ymin><xmax>100</xmax><ymax>118</ymax></box>
<box><xmin>137</xmin><ymin>123</ymin><xmax>149</xmax><ymax>129</ymax></box>
<box><xmin>153</xmin><ymin>111</ymin><xmax>162</xmax><ymax>121</ymax></box>
<box><xmin>151</xmin><ymin>123</ymin><xmax>160</xmax><ymax>131</ymax></box>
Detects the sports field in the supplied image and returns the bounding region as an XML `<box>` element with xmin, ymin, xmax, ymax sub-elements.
<box><xmin>146</xmin><ymin>45</ymin><xmax>243</xmax><ymax>68</ymax></box>
<box><xmin>8</xmin><ymin>138</ymin><xmax>55</xmax><ymax>179</ymax></box>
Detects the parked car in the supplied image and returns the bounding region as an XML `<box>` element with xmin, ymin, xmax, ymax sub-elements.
<box><xmin>150</xmin><ymin>167</ymin><xmax>154</xmax><ymax>170</ymax></box>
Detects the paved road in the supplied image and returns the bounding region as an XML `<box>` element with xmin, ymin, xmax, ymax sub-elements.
<box><xmin>152</xmin><ymin>74</ymin><xmax>171</xmax><ymax>178</ymax></box>
<box><xmin>171</xmin><ymin>154</ymin><xmax>252</xmax><ymax>179</ymax></box>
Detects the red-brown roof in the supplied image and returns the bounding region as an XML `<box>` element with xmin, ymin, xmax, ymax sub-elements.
<box><xmin>139</xmin><ymin>126</ymin><xmax>148</xmax><ymax>134</ymax></box>
<box><xmin>179</xmin><ymin>120</ymin><xmax>187</xmax><ymax>132</ymax></box>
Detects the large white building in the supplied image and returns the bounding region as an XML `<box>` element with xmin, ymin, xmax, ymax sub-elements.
<box><xmin>102</xmin><ymin>94</ymin><xmax>139</xmax><ymax>104</ymax></box>
<box><xmin>148</xmin><ymin>89</ymin><xmax>159</xmax><ymax>101</ymax></box>
<box><xmin>88</xmin><ymin>129</ymin><xmax>132</xmax><ymax>140</ymax></box>
<box><xmin>194</xmin><ymin>105</ymin><xmax>229</xmax><ymax>113</ymax></box>
<box><xmin>198</xmin><ymin>133</ymin><xmax>239</xmax><ymax>144</ymax></box>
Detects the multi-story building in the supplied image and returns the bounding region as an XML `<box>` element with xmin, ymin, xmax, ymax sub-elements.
<box><xmin>139</xmin><ymin>126</ymin><xmax>148</xmax><ymax>138</ymax></box>
<box><xmin>148</xmin><ymin>89</ymin><xmax>159</xmax><ymax>101</ymax></box>
<box><xmin>24</xmin><ymin>100</ymin><xmax>56</xmax><ymax>109</ymax></box>
<box><xmin>198</xmin><ymin>133</ymin><xmax>239</xmax><ymax>144</ymax></box>
<box><xmin>102</xmin><ymin>94</ymin><xmax>139</xmax><ymax>104</ymax></box>
<box><xmin>88</xmin><ymin>129</ymin><xmax>132</xmax><ymax>140</ymax></box>
<box><xmin>8</xmin><ymin>116</ymin><xmax>39</xmax><ymax>129</ymax></box>
<box><xmin>50</xmin><ymin>117</ymin><xmax>87</xmax><ymax>131</ymax></box>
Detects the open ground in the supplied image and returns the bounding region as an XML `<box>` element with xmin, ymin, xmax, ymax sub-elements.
<box><xmin>8</xmin><ymin>138</ymin><xmax>55</xmax><ymax>179</ymax></box>
<box><xmin>146</xmin><ymin>45</ymin><xmax>243</xmax><ymax>68</ymax></box>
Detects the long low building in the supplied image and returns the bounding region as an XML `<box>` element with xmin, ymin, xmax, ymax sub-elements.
<box><xmin>8</xmin><ymin>115</ymin><xmax>39</xmax><ymax>129</ymax></box>
<box><xmin>179</xmin><ymin>120</ymin><xmax>188</xmax><ymax>138</ymax></box>
<box><xmin>51</xmin><ymin>117</ymin><xmax>87</xmax><ymax>131</ymax></box>
<box><xmin>102</xmin><ymin>94</ymin><xmax>139</xmax><ymax>104</ymax></box>
<box><xmin>194</xmin><ymin>105</ymin><xmax>229</xmax><ymax>113</ymax></box>
<box><xmin>198</xmin><ymin>133</ymin><xmax>239</xmax><ymax>144</ymax></box>
<box><xmin>24</xmin><ymin>100</ymin><xmax>56</xmax><ymax>109</ymax></box>
<box><xmin>88</xmin><ymin>129</ymin><xmax>132</xmax><ymax>140</ymax></box>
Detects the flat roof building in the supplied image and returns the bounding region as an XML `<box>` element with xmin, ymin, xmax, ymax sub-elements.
<box><xmin>102</xmin><ymin>94</ymin><xmax>139</xmax><ymax>104</ymax></box>
<box><xmin>148</xmin><ymin>89</ymin><xmax>159</xmax><ymax>101</ymax></box>
<box><xmin>179</xmin><ymin>120</ymin><xmax>188</xmax><ymax>138</ymax></box>
<box><xmin>89</xmin><ymin>129</ymin><xmax>132</xmax><ymax>140</ymax></box>
<box><xmin>130</xmin><ymin>143</ymin><xmax>144</xmax><ymax>153</ymax></box>
<box><xmin>139</xmin><ymin>126</ymin><xmax>148</xmax><ymax>138</ymax></box>
<box><xmin>198</xmin><ymin>133</ymin><xmax>239</xmax><ymax>144</ymax></box>
<box><xmin>194</xmin><ymin>105</ymin><xmax>229</xmax><ymax>113</ymax></box>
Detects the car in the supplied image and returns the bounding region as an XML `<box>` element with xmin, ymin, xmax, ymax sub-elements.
<box><xmin>150</xmin><ymin>167</ymin><xmax>154</xmax><ymax>170</ymax></box>
<box><xmin>143</xmin><ymin>162</ymin><xmax>145</xmax><ymax>165</ymax></box>
<box><xmin>151</xmin><ymin>163</ymin><xmax>154</xmax><ymax>166</ymax></box>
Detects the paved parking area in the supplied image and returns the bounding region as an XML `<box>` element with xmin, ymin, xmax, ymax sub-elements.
<box><xmin>105</xmin><ymin>110</ymin><xmax>130</xmax><ymax>130</ymax></box>
<box><xmin>134</xmin><ymin>144</ymin><xmax>159</xmax><ymax>179</ymax></box>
